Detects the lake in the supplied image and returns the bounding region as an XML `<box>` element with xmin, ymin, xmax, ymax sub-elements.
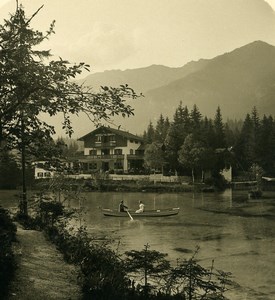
<box><xmin>1</xmin><ymin>189</ymin><xmax>275</xmax><ymax>299</ymax></box>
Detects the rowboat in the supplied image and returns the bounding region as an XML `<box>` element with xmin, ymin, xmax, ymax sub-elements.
<box><xmin>102</xmin><ymin>207</ymin><xmax>180</xmax><ymax>217</ymax></box>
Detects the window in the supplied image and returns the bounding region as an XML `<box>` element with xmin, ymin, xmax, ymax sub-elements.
<box><xmin>96</xmin><ymin>135</ymin><xmax>101</xmax><ymax>142</ymax></box>
<box><xmin>37</xmin><ymin>172</ymin><xmax>44</xmax><ymax>178</ymax></box>
<box><xmin>89</xmin><ymin>163</ymin><xmax>97</xmax><ymax>170</ymax></box>
<box><xmin>130</xmin><ymin>149</ymin><xmax>134</xmax><ymax>155</ymax></box>
<box><xmin>101</xmin><ymin>149</ymin><xmax>110</xmax><ymax>155</ymax></box>
<box><xmin>114</xmin><ymin>161</ymin><xmax>123</xmax><ymax>169</ymax></box>
<box><xmin>89</xmin><ymin>149</ymin><xmax>97</xmax><ymax>155</ymax></box>
<box><xmin>44</xmin><ymin>172</ymin><xmax>51</xmax><ymax>177</ymax></box>
<box><xmin>114</xmin><ymin>149</ymin><xmax>122</xmax><ymax>155</ymax></box>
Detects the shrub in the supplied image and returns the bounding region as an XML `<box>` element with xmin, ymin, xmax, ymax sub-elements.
<box><xmin>0</xmin><ymin>207</ymin><xmax>17</xmax><ymax>297</ymax></box>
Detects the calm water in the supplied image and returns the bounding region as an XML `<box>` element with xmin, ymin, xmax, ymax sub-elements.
<box><xmin>1</xmin><ymin>189</ymin><xmax>275</xmax><ymax>299</ymax></box>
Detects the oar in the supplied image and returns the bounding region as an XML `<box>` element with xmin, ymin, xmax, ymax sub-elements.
<box><xmin>126</xmin><ymin>209</ymin><xmax>134</xmax><ymax>221</ymax></box>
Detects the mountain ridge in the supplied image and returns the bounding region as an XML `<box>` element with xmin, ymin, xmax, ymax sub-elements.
<box><xmin>77</xmin><ymin>40</ymin><xmax>275</xmax><ymax>134</ymax></box>
<box><xmin>145</xmin><ymin>40</ymin><xmax>275</xmax><ymax>119</ymax></box>
<box><xmin>79</xmin><ymin>59</ymin><xmax>210</xmax><ymax>94</ymax></box>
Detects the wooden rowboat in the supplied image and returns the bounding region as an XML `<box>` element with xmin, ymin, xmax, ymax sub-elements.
<box><xmin>102</xmin><ymin>207</ymin><xmax>180</xmax><ymax>217</ymax></box>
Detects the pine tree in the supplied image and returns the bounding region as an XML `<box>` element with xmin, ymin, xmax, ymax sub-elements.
<box><xmin>0</xmin><ymin>4</ymin><xmax>138</xmax><ymax>215</ymax></box>
<box><xmin>144</xmin><ymin>121</ymin><xmax>155</xmax><ymax>144</ymax></box>
<box><xmin>165</xmin><ymin>103</ymin><xmax>190</xmax><ymax>173</ymax></box>
<box><xmin>235</xmin><ymin>114</ymin><xmax>254</xmax><ymax>170</ymax></box>
<box><xmin>201</xmin><ymin>117</ymin><xmax>215</xmax><ymax>147</ymax></box>
<box><xmin>251</xmin><ymin>106</ymin><xmax>261</xmax><ymax>162</ymax></box>
<box><xmin>258</xmin><ymin>115</ymin><xmax>275</xmax><ymax>174</ymax></box>
<box><xmin>154</xmin><ymin>114</ymin><xmax>169</xmax><ymax>143</ymax></box>
<box><xmin>213</xmin><ymin>106</ymin><xmax>226</xmax><ymax>149</ymax></box>
<box><xmin>190</xmin><ymin>104</ymin><xmax>202</xmax><ymax>139</ymax></box>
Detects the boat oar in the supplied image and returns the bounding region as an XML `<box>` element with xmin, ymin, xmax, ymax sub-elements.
<box><xmin>126</xmin><ymin>209</ymin><xmax>134</xmax><ymax>221</ymax></box>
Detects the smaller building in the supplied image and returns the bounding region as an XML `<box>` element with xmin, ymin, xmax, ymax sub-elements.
<box><xmin>33</xmin><ymin>159</ymin><xmax>79</xmax><ymax>179</ymax></box>
<box><xmin>33</xmin><ymin>161</ymin><xmax>54</xmax><ymax>179</ymax></box>
<box><xmin>78</xmin><ymin>126</ymin><xmax>145</xmax><ymax>174</ymax></box>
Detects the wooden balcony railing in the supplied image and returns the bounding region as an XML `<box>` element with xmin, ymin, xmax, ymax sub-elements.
<box><xmin>94</xmin><ymin>141</ymin><xmax>117</xmax><ymax>147</ymax></box>
<box><xmin>127</xmin><ymin>154</ymin><xmax>144</xmax><ymax>159</ymax></box>
<box><xmin>82</xmin><ymin>154</ymin><xmax>124</xmax><ymax>160</ymax></box>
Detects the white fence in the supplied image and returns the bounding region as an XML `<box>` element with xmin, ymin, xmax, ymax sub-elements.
<box><xmin>109</xmin><ymin>174</ymin><xmax>180</xmax><ymax>182</ymax></box>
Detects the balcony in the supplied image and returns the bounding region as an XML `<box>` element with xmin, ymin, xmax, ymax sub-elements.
<box><xmin>127</xmin><ymin>154</ymin><xmax>144</xmax><ymax>160</ymax></box>
<box><xmin>95</xmin><ymin>141</ymin><xmax>117</xmax><ymax>147</ymax></box>
<box><xmin>81</xmin><ymin>154</ymin><xmax>124</xmax><ymax>161</ymax></box>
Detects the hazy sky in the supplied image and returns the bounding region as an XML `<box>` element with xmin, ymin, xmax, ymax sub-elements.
<box><xmin>1</xmin><ymin>0</ymin><xmax>275</xmax><ymax>75</ymax></box>
<box><xmin>1</xmin><ymin>0</ymin><xmax>275</xmax><ymax>137</ymax></box>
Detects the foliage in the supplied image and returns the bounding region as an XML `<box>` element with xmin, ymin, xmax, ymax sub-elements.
<box><xmin>0</xmin><ymin>3</ymin><xmax>138</xmax><ymax>145</ymax></box>
<box><xmin>256</xmin><ymin>114</ymin><xmax>275</xmax><ymax>174</ymax></box>
<box><xmin>0</xmin><ymin>151</ymin><xmax>21</xmax><ymax>189</ymax></box>
<box><xmin>57</xmin><ymin>137</ymin><xmax>80</xmax><ymax>158</ymax></box>
<box><xmin>27</xmin><ymin>177</ymin><xmax>130</xmax><ymax>299</ymax></box>
<box><xmin>213</xmin><ymin>106</ymin><xmax>226</xmax><ymax>149</ymax></box>
<box><xmin>125</xmin><ymin>243</ymin><xmax>171</xmax><ymax>295</ymax></box>
<box><xmin>234</xmin><ymin>107</ymin><xmax>275</xmax><ymax>174</ymax></box>
<box><xmin>0</xmin><ymin>2</ymin><xmax>139</xmax><ymax>214</ymax></box>
<box><xmin>154</xmin><ymin>114</ymin><xmax>170</xmax><ymax>143</ymax></box>
<box><xmin>164</xmin><ymin>247</ymin><xmax>236</xmax><ymax>300</ymax></box>
<box><xmin>144</xmin><ymin>103</ymin><xmax>275</xmax><ymax>180</ymax></box>
<box><xmin>178</xmin><ymin>134</ymin><xmax>212</xmax><ymax>183</ymax></box>
<box><xmin>190</xmin><ymin>104</ymin><xmax>202</xmax><ymax>134</ymax></box>
<box><xmin>164</xmin><ymin>103</ymin><xmax>191</xmax><ymax>172</ymax></box>
<box><xmin>143</xmin><ymin>121</ymin><xmax>155</xmax><ymax>144</ymax></box>
<box><xmin>40</xmin><ymin>212</ymin><xmax>130</xmax><ymax>299</ymax></box>
<box><xmin>40</xmin><ymin>200</ymin><xmax>64</xmax><ymax>220</ymax></box>
<box><xmin>22</xmin><ymin>175</ymin><xmax>237</xmax><ymax>300</ymax></box>
<box><xmin>0</xmin><ymin>150</ymin><xmax>35</xmax><ymax>190</ymax></box>
<box><xmin>0</xmin><ymin>207</ymin><xmax>17</xmax><ymax>297</ymax></box>
<box><xmin>27</xmin><ymin>135</ymin><xmax>66</xmax><ymax>160</ymax></box>
<box><xmin>144</xmin><ymin>142</ymin><xmax>166</xmax><ymax>171</ymax></box>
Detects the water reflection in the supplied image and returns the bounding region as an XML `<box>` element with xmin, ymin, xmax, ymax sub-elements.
<box><xmin>1</xmin><ymin>189</ymin><xmax>275</xmax><ymax>300</ymax></box>
<box><xmin>76</xmin><ymin>190</ymin><xmax>275</xmax><ymax>300</ymax></box>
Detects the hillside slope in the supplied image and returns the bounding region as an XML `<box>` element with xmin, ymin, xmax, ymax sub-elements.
<box><xmin>78</xmin><ymin>60</ymin><xmax>209</xmax><ymax>94</ymax></box>
<box><xmin>145</xmin><ymin>41</ymin><xmax>275</xmax><ymax>118</ymax></box>
<box><xmin>77</xmin><ymin>40</ymin><xmax>275</xmax><ymax>134</ymax></box>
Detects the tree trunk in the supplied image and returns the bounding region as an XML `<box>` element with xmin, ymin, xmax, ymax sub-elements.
<box><xmin>192</xmin><ymin>168</ymin><xmax>195</xmax><ymax>184</ymax></box>
<box><xmin>0</xmin><ymin>120</ymin><xmax>2</xmax><ymax>149</ymax></box>
<box><xmin>20</xmin><ymin>113</ymin><xmax>28</xmax><ymax>216</ymax></box>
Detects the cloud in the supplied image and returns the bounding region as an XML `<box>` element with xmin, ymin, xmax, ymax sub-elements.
<box><xmin>265</xmin><ymin>0</ymin><xmax>275</xmax><ymax>10</ymax></box>
<box><xmin>59</xmin><ymin>22</ymin><xmax>138</xmax><ymax>71</ymax></box>
<box><xmin>0</xmin><ymin>0</ymin><xmax>10</xmax><ymax>8</ymax></box>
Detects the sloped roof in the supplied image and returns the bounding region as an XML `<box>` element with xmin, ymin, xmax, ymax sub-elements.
<box><xmin>262</xmin><ymin>177</ymin><xmax>275</xmax><ymax>182</ymax></box>
<box><xmin>137</xmin><ymin>144</ymin><xmax>146</xmax><ymax>150</ymax></box>
<box><xmin>78</xmin><ymin>126</ymin><xmax>143</xmax><ymax>142</ymax></box>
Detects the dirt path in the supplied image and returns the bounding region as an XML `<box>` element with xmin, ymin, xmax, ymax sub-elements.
<box><xmin>8</xmin><ymin>224</ymin><xmax>81</xmax><ymax>300</ymax></box>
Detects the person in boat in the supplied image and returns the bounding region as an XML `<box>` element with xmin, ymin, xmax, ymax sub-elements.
<box><xmin>118</xmin><ymin>200</ymin><xmax>128</xmax><ymax>212</ymax></box>
<box><xmin>135</xmin><ymin>200</ymin><xmax>145</xmax><ymax>213</ymax></box>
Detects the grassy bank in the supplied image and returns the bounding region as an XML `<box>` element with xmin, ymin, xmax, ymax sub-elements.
<box><xmin>33</xmin><ymin>177</ymin><xmax>225</xmax><ymax>193</ymax></box>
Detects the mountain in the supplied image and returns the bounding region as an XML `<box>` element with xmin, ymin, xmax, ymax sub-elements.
<box><xmin>78</xmin><ymin>60</ymin><xmax>209</xmax><ymax>94</ymax></box>
<box><xmin>145</xmin><ymin>40</ymin><xmax>275</xmax><ymax>119</ymax></box>
<box><xmin>77</xmin><ymin>40</ymin><xmax>275</xmax><ymax>134</ymax></box>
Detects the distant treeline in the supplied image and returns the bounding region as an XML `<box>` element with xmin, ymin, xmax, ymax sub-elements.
<box><xmin>142</xmin><ymin>103</ymin><xmax>275</xmax><ymax>179</ymax></box>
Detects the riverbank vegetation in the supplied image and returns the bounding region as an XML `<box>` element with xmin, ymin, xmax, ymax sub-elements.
<box><xmin>1</xmin><ymin>5</ymin><xmax>274</xmax><ymax>196</ymax></box>
<box><xmin>143</xmin><ymin>104</ymin><xmax>275</xmax><ymax>183</ymax></box>
<box><xmin>0</xmin><ymin>207</ymin><xmax>17</xmax><ymax>297</ymax></box>
<box><xmin>1</xmin><ymin>104</ymin><xmax>273</xmax><ymax>194</ymax></box>
<box><xmin>14</xmin><ymin>190</ymin><xmax>237</xmax><ymax>300</ymax></box>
